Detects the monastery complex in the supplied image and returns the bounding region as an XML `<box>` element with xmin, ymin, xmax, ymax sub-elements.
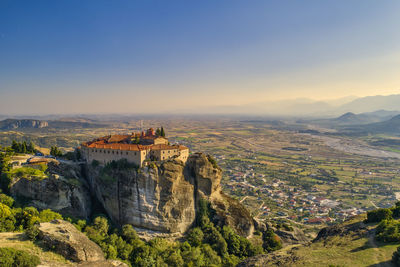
<box><xmin>81</xmin><ymin>128</ymin><xmax>189</xmax><ymax>167</ymax></box>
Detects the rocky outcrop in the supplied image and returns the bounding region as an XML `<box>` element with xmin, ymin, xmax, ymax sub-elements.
<box><xmin>38</xmin><ymin>220</ymin><xmax>104</xmax><ymax>262</ymax></box>
<box><xmin>185</xmin><ymin>153</ymin><xmax>254</xmax><ymax>237</ymax></box>
<box><xmin>0</xmin><ymin>119</ymin><xmax>48</xmax><ymax>130</ymax></box>
<box><xmin>10</xmin><ymin>162</ymin><xmax>91</xmax><ymax>219</ymax></box>
<box><xmin>86</xmin><ymin>159</ymin><xmax>196</xmax><ymax>233</ymax></box>
<box><xmin>85</xmin><ymin>153</ymin><xmax>255</xmax><ymax>237</ymax></box>
<box><xmin>276</xmin><ymin>227</ymin><xmax>308</xmax><ymax>245</ymax></box>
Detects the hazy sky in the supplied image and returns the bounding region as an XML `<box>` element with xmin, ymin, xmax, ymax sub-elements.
<box><xmin>0</xmin><ymin>1</ymin><xmax>399</xmax><ymax>114</ymax></box>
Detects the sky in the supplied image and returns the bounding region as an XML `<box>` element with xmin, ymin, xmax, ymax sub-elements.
<box><xmin>0</xmin><ymin>0</ymin><xmax>399</xmax><ymax>114</ymax></box>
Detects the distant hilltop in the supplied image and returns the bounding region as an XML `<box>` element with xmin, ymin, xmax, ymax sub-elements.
<box><xmin>0</xmin><ymin>118</ymin><xmax>106</xmax><ymax>130</ymax></box>
<box><xmin>80</xmin><ymin>127</ymin><xmax>189</xmax><ymax>167</ymax></box>
<box><xmin>0</xmin><ymin>119</ymin><xmax>48</xmax><ymax>130</ymax></box>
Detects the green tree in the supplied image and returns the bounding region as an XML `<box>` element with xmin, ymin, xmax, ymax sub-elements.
<box><xmin>160</xmin><ymin>127</ymin><xmax>165</xmax><ymax>137</ymax></box>
<box><xmin>39</xmin><ymin>209</ymin><xmax>62</xmax><ymax>222</ymax></box>
<box><xmin>50</xmin><ymin>146</ymin><xmax>63</xmax><ymax>157</ymax></box>
<box><xmin>187</xmin><ymin>227</ymin><xmax>204</xmax><ymax>247</ymax></box>
<box><xmin>262</xmin><ymin>229</ymin><xmax>282</xmax><ymax>252</ymax></box>
<box><xmin>0</xmin><ymin>193</ymin><xmax>14</xmax><ymax>207</ymax></box>
<box><xmin>366</xmin><ymin>208</ymin><xmax>393</xmax><ymax>223</ymax></box>
<box><xmin>121</xmin><ymin>224</ymin><xmax>138</xmax><ymax>243</ymax></box>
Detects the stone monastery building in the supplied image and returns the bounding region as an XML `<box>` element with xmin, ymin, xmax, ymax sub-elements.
<box><xmin>81</xmin><ymin>128</ymin><xmax>189</xmax><ymax>167</ymax></box>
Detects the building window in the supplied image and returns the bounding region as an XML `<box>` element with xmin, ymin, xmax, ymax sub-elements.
<box><xmin>126</xmin><ymin>152</ymin><xmax>128</xmax><ymax>155</ymax></box>
<box><xmin>134</xmin><ymin>152</ymin><xmax>137</xmax><ymax>155</ymax></box>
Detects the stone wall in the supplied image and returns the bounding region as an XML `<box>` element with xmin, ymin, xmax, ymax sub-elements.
<box><xmin>81</xmin><ymin>146</ymin><xmax>146</xmax><ymax>166</ymax></box>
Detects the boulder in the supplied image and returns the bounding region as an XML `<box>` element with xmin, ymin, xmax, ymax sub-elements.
<box><xmin>38</xmin><ymin>220</ymin><xmax>104</xmax><ymax>263</ymax></box>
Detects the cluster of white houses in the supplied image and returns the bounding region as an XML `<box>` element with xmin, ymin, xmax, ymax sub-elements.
<box><xmin>80</xmin><ymin>128</ymin><xmax>189</xmax><ymax>167</ymax></box>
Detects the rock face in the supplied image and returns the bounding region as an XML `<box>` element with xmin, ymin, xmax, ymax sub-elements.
<box><xmin>86</xmin><ymin>158</ymin><xmax>196</xmax><ymax>233</ymax></box>
<box><xmin>276</xmin><ymin>227</ymin><xmax>309</xmax><ymax>245</ymax></box>
<box><xmin>10</xmin><ymin>162</ymin><xmax>91</xmax><ymax>219</ymax></box>
<box><xmin>86</xmin><ymin>153</ymin><xmax>255</xmax><ymax>236</ymax></box>
<box><xmin>38</xmin><ymin>219</ymin><xmax>105</xmax><ymax>262</ymax></box>
<box><xmin>0</xmin><ymin>119</ymin><xmax>48</xmax><ymax>130</ymax></box>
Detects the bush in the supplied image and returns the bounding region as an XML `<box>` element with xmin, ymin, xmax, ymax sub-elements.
<box><xmin>376</xmin><ymin>219</ymin><xmax>400</xmax><ymax>242</ymax></box>
<box><xmin>0</xmin><ymin>202</ymin><xmax>15</xmax><ymax>232</ymax></box>
<box><xmin>0</xmin><ymin>193</ymin><xmax>14</xmax><ymax>207</ymax></box>
<box><xmin>26</xmin><ymin>225</ymin><xmax>40</xmax><ymax>240</ymax></box>
<box><xmin>187</xmin><ymin>227</ymin><xmax>204</xmax><ymax>247</ymax></box>
<box><xmin>121</xmin><ymin>224</ymin><xmax>138</xmax><ymax>243</ymax></box>
<box><xmin>393</xmin><ymin>246</ymin><xmax>400</xmax><ymax>266</ymax></box>
<box><xmin>262</xmin><ymin>229</ymin><xmax>282</xmax><ymax>252</ymax></box>
<box><xmin>0</xmin><ymin>247</ymin><xmax>40</xmax><ymax>267</ymax></box>
<box><xmin>91</xmin><ymin>160</ymin><xmax>100</xmax><ymax>167</ymax></box>
<box><xmin>39</xmin><ymin>209</ymin><xmax>62</xmax><ymax>222</ymax></box>
<box><xmin>366</xmin><ymin>208</ymin><xmax>393</xmax><ymax>223</ymax></box>
<box><xmin>207</xmin><ymin>155</ymin><xmax>219</xmax><ymax>169</ymax></box>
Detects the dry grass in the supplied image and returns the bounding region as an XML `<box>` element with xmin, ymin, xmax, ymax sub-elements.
<box><xmin>0</xmin><ymin>232</ymin><xmax>72</xmax><ymax>266</ymax></box>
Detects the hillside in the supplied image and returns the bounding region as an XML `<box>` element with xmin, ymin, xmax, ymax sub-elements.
<box><xmin>239</xmin><ymin>214</ymin><xmax>399</xmax><ymax>266</ymax></box>
<box><xmin>343</xmin><ymin>115</ymin><xmax>400</xmax><ymax>135</ymax></box>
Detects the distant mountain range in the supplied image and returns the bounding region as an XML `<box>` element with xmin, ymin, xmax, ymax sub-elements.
<box><xmin>1</xmin><ymin>94</ymin><xmax>400</xmax><ymax>118</ymax></box>
<box><xmin>187</xmin><ymin>94</ymin><xmax>400</xmax><ymax>117</ymax></box>
<box><xmin>307</xmin><ymin>109</ymin><xmax>400</xmax><ymax>126</ymax></box>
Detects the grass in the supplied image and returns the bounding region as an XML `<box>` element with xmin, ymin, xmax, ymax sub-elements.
<box><xmin>0</xmin><ymin>232</ymin><xmax>72</xmax><ymax>265</ymax></box>
<box><xmin>286</xmin><ymin>216</ymin><xmax>399</xmax><ymax>266</ymax></box>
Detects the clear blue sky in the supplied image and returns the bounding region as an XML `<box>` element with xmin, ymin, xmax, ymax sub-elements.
<box><xmin>0</xmin><ymin>1</ymin><xmax>399</xmax><ymax>114</ymax></box>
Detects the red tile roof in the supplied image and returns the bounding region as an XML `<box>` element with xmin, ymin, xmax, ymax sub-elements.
<box><xmin>108</xmin><ymin>135</ymin><xmax>131</xmax><ymax>143</ymax></box>
<box><xmin>81</xmin><ymin>133</ymin><xmax>188</xmax><ymax>152</ymax></box>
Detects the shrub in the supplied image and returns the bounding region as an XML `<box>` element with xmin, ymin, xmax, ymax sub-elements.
<box><xmin>91</xmin><ymin>160</ymin><xmax>100</xmax><ymax>167</ymax></box>
<box><xmin>39</xmin><ymin>209</ymin><xmax>62</xmax><ymax>222</ymax></box>
<box><xmin>187</xmin><ymin>227</ymin><xmax>204</xmax><ymax>247</ymax></box>
<box><xmin>121</xmin><ymin>224</ymin><xmax>138</xmax><ymax>243</ymax></box>
<box><xmin>262</xmin><ymin>229</ymin><xmax>282</xmax><ymax>252</ymax></box>
<box><xmin>376</xmin><ymin>219</ymin><xmax>400</xmax><ymax>242</ymax></box>
<box><xmin>207</xmin><ymin>155</ymin><xmax>219</xmax><ymax>169</ymax></box>
<box><xmin>0</xmin><ymin>193</ymin><xmax>14</xmax><ymax>207</ymax></box>
<box><xmin>393</xmin><ymin>246</ymin><xmax>400</xmax><ymax>265</ymax></box>
<box><xmin>0</xmin><ymin>202</ymin><xmax>15</xmax><ymax>232</ymax></box>
<box><xmin>0</xmin><ymin>247</ymin><xmax>40</xmax><ymax>267</ymax></box>
<box><xmin>26</xmin><ymin>225</ymin><xmax>40</xmax><ymax>240</ymax></box>
<box><xmin>366</xmin><ymin>208</ymin><xmax>393</xmax><ymax>223</ymax></box>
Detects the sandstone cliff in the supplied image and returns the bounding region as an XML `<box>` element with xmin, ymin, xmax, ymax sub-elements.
<box><xmin>9</xmin><ymin>152</ymin><xmax>255</xmax><ymax>237</ymax></box>
<box><xmin>86</xmin><ymin>153</ymin><xmax>255</xmax><ymax>237</ymax></box>
<box><xmin>10</xmin><ymin>162</ymin><xmax>91</xmax><ymax>219</ymax></box>
<box><xmin>0</xmin><ymin>119</ymin><xmax>48</xmax><ymax>130</ymax></box>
